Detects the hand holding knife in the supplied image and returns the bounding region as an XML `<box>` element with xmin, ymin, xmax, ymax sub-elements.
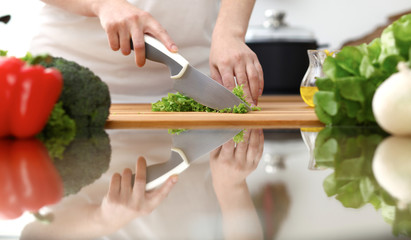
<box><xmin>131</xmin><ymin>35</ymin><xmax>251</xmax><ymax>111</ymax></box>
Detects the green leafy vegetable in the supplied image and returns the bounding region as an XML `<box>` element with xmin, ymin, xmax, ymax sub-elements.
<box><xmin>152</xmin><ymin>92</ymin><xmax>216</xmax><ymax>112</ymax></box>
<box><xmin>251</xmin><ymin>106</ymin><xmax>262</xmax><ymax>111</ymax></box>
<box><xmin>233</xmin><ymin>130</ymin><xmax>245</xmax><ymax>143</ymax></box>
<box><xmin>168</xmin><ymin>129</ymin><xmax>187</xmax><ymax>135</ymax></box>
<box><xmin>314</xmin><ymin>14</ymin><xmax>411</xmax><ymax>125</ymax></box>
<box><xmin>232</xmin><ymin>84</ymin><xmax>248</xmax><ymax>103</ymax></box>
<box><xmin>152</xmin><ymin>85</ymin><xmax>256</xmax><ymax>113</ymax></box>
<box><xmin>37</xmin><ymin>102</ymin><xmax>76</xmax><ymax>159</ymax></box>
<box><xmin>393</xmin><ymin>207</ymin><xmax>411</xmax><ymax>236</ymax></box>
<box><xmin>167</xmin><ymin>128</ymin><xmax>245</xmax><ymax>143</ymax></box>
<box><xmin>313</xmin><ymin>127</ymin><xmax>411</xmax><ymax>237</ymax></box>
<box><xmin>315</xmin><ymin>127</ymin><xmax>388</xmax><ymax>209</ymax></box>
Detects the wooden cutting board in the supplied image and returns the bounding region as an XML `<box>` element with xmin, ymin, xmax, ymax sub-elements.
<box><xmin>106</xmin><ymin>95</ymin><xmax>323</xmax><ymax>129</ymax></box>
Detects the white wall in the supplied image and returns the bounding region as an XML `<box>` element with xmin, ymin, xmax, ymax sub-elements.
<box><xmin>250</xmin><ymin>0</ymin><xmax>411</xmax><ymax>49</ymax></box>
<box><xmin>0</xmin><ymin>1</ymin><xmax>45</xmax><ymax>56</ymax></box>
<box><xmin>1</xmin><ymin>0</ymin><xmax>411</xmax><ymax>56</ymax></box>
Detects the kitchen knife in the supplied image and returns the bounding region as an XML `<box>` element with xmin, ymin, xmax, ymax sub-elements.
<box><xmin>131</xmin><ymin>35</ymin><xmax>251</xmax><ymax>111</ymax></box>
<box><xmin>144</xmin><ymin>129</ymin><xmax>242</xmax><ymax>190</ymax></box>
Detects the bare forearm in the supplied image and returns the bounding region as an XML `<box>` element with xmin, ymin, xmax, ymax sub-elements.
<box><xmin>213</xmin><ymin>0</ymin><xmax>255</xmax><ymax>39</ymax></box>
<box><xmin>20</xmin><ymin>204</ymin><xmax>114</xmax><ymax>240</ymax></box>
<box><xmin>215</xmin><ymin>183</ymin><xmax>263</xmax><ymax>240</ymax></box>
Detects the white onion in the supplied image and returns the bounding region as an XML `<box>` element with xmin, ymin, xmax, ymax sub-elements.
<box><xmin>372</xmin><ymin>62</ymin><xmax>411</xmax><ymax>135</ymax></box>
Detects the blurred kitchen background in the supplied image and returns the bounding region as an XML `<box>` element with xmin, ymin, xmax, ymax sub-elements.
<box><xmin>250</xmin><ymin>0</ymin><xmax>411</xmax><ymax>50</ymax></box>
<box><xmin>1</xmin><ymin>0</ymin><xmax>411</xmax><ymax>94</ymax></box>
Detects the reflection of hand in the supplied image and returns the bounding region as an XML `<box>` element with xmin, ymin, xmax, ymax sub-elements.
<box><xmin>210</xmin><ymin>129</ymin><xmax>264</xmax><ymax>192</ymax></box>
<box><xmin>99</xmin><ymin>156</ymin><xmax>178</xmax><ymax>229</ymax></box>
<box><xmin>210</xmin><ymin>129</ymin><xmax>264</xmax><ymax>240</ymax></box>
<box><xmin>20</xmin><ymin>157</ymin><xmax>177</xmax><ymax>239</ymax></box>
<box><xmin>95</xmin><ymin>0</ymin><xmax>177</xmax><ymax>66</ymax></box>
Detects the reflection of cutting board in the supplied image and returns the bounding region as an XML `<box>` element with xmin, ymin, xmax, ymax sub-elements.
<box><xmin>106</xmin><ymin>95</ymin><xmax>323</xmax><ymax>129</ymax></box>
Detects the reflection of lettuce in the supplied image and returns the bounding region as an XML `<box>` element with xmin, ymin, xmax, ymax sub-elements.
<box><xmin>53</xmin><ymin>128</ymin><xmax>111</xmax><ymax>196</ymax></box>
<box><xmin>393</xmin><ymin>207</ymin><xmax>411</xmax><ymax>236</ymax></box>
<box><xmin>315</xmin><ymin>127</ymin><xmax>388</xmax><ymax>208</ymax></box>
<box><xmin>313</xmin><ymin>127</ymin><xmax>411</xmax><ymax>237</ymax></box>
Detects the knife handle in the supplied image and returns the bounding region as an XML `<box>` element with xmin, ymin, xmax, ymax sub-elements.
<box><xmin>130</xmin><ymin>35</ymin><xmax>189</xmax><ymax>79</ymax></box>
<box><xmin>130</xmin><ymin>148</ymin><xmax>189</xmax><ymax>191</ymax></box>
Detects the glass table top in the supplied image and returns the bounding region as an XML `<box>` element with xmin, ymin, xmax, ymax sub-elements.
<box><xmin>0</xmin><ymin>127</ymin><xmax>410</xmax><ymax>240</ymax></box>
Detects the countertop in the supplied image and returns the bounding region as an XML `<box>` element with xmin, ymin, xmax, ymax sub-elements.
<box><xmin>106</xmin><ymin>95</ymin><xmax>323</xmax><ymax>129</ymax></box>
<box><xmin>0</xmin><ymin>96</ymin><xmax>409</xmax><ymax>240</ymax></box>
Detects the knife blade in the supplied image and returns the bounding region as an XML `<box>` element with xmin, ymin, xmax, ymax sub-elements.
<box><xmin>144</xmin><ymin>129</ymin><xmax>242</xmax><ymax>190</ymax></box>
<box><xmin>132</xmin><ymin>35</ymin><xmax>251</xmax><ymax>111</ymax></box>
<box><xmin>170</xmin><ymin>129</ymin><xmax>241</xmax><ymax>162</ymax></box>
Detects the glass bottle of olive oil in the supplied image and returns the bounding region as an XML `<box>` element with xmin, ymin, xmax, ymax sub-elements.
<box><xmin>300</xmin><ymin>49</ymin><xmax>338</xmax><ymax>107</ymax></box>
<box><xmin>300</xmin><ymin>86</ymin><xmax>318</xmax><ymax>107</ymax></box>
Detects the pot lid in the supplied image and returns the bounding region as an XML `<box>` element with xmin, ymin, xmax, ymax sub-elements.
<box><xmin>246</xmin><ymin>9</ymin><xmax>316</xmax><ymax>43</ymax></box>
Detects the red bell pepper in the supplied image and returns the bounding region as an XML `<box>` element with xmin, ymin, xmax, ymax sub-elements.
<box><xmin>0</xmin><ymin>138</ymin><xmax>64</xmax><ymax>220</ymax></box>
<box><xmin>0</xmin><ymin>57</ymin><xmax>63</xmax><ymax>138</ymax></box>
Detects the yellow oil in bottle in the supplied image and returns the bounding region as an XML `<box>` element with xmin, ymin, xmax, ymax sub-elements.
<box><xmin>300</xmin><ymin>127</ymin><xmax>324</xmax><ymax>132</ymax></box>
<box><xmin>300</xmin><ymin>86</ymin><xmax>319</xmax><ymax>107</ymax></box>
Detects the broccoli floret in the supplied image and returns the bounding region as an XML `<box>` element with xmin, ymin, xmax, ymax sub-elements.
<box><xmin>39</xmin><ymin>57</ymin><xmax>111</xmax><ymax>129</ymax></box>
<box><xmin>53</xmin><ymin>128</ymin><xmax>111</xmax><ymax>197</ymax></box>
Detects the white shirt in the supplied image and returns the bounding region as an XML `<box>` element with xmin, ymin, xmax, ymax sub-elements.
<box><xmin>29</xmin><ymin>0</ymin><xmax>219</xmax><ymax>103</ymax></box>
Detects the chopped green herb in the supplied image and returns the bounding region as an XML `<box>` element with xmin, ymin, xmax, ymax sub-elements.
<box><xmin>168</xmin><ymin>129</ymin><xmax>187</xmax><ymax>135</ymax></box>
<box><xmin>152</xmin><ymin>92</ymin><xmax>215</xmax><ymax>112</ymax></box>
<box><xmin>151</xmin><ymin>85</ymin><xmax>258</xmax><ymax>113</ymax></box>
<box><xmin>233</xmin><ymin>130</ymin><xmax>245</xmax><ymax>143</ymax></box>
<box><xmin>167</xmin><ymin>128</ymin><xmax>245</xmax><ymax>144</ymax></box>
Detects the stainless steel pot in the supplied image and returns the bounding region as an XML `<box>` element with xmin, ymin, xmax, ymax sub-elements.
<box><xmin>246</xmin><ymin>10</ymin><xmax>319</xmax><ymax>94</ymax></box>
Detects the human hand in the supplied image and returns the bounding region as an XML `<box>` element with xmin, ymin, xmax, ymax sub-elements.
<box><xmin>209</xmin><ymin>36</ymin><xmax>264</xmax><ymax>106</ymax></box>
<box><xmin>98</xmin><ymin>156</ymin><xmax>178</xmax><ymax>229</ymax></box>
<box><xmin>94</xmin><ymin>0</ymin><xmax>178</xmax><ymax>67</ymax></box>
<box><xmin>210</xmin><ymin>129</ymin><xmax>264</xmax><ymax>193</ymax></box>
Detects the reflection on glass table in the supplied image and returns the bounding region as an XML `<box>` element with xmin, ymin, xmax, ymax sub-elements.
<box><xmin>300</xmin><ymin>127</ymin><xmax>325</xmax><ymax>170</ymax></box>
<box><xmin>142</xmin><ymin>129</ymin><xmax>242</xmax><ymax>190</ymax></box>
<box><xmin>0</xmin><ymin>138</ymin><xmax>63</xmax><ymax>222</ymax></box>
<box><xmin>10</xmin><ymin>128</ymin><xmax>264</xmax><ymax>240</ymax></box>
<box><xmin>1</xmin><ymin>127</ymin><xmax>408</xmax><ymax>240</ymax></box>
<box><xmin>313</xmin><ymin>126</ymin><xmax>411</xmax><ymax>238</ymax></box>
